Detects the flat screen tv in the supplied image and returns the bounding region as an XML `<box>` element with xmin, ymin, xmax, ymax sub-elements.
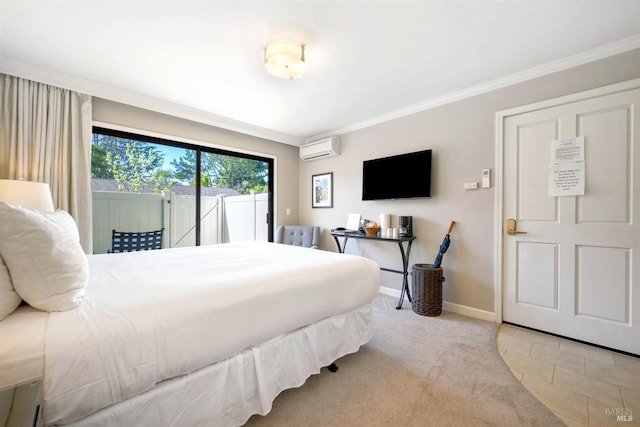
<box><xmin>362</xmin><ymin>149</ymin><xmax>432</xmax><ymax>200</ymax></box>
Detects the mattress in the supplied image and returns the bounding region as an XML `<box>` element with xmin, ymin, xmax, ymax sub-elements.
<box><xmin>40</xmin><ymin>241</ymin><xmax>380</xmax><ymax>425</ymax></box>
<box><xmin>0</xmin><ymin>305</ymin><xmax>47</xmax><ymax>391</ymax></box>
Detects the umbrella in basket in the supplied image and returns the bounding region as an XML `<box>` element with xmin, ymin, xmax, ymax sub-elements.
<box><xmin>432</xmin><ymin>221</ymin><xmax>456</xmax><ymax>268</ymax></box>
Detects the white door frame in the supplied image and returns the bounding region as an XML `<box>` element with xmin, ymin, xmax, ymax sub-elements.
<box><xmin>493</xmin><ymin>77</ymin><xmax>640</xmax><ymax>323</ymax></box>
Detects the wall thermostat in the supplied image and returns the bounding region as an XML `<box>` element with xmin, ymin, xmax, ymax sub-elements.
<box><xmin>482</xmin><ymin>169</ymin><xmax>491</xmax><ymax>188</ymax></box>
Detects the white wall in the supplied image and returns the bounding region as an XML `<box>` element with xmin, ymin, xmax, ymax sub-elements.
<box><xmin>299</xmin><ymin>48</ymin><xmax>640</xmax><ymax>313</ymax></box>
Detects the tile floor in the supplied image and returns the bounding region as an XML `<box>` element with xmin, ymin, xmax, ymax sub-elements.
<box><xmin>497</xmin><ymin>324</ymin><xmax>640</xmax><ymax>426</ymax></box>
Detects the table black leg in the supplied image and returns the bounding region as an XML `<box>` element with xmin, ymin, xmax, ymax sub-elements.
<box><xmin>331</xmin><ymin>233</ymin><xmax>414</xmax><ymax>310</ymax></box>
<box><xmin>331</xmin><ymin>235</ymin><xmax>341</xmax><ymax>253</ymax></box>
<box><xmin>395</xmin><ymin>240</ymin><xmax>413</xmax><ymax>309</ymax></box>
<box><xmin>331</xmin><ymin>235</ymin><xmax>349</xmax><ymax>253</ymax></box>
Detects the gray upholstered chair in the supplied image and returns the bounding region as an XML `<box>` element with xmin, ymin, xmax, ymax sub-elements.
<box><xmin>274</xmin><ymin>225</ymin><xmax>321</xmax><ymax>249</ymax></box>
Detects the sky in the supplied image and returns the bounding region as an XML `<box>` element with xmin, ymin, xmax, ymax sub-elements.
<box><xmin>157</xmin><ymin>144</ymin><xmax>189</xmax><ymax>171</ymax></box>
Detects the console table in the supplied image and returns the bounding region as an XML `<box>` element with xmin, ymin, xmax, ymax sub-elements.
<box><xmin>330</xmin><ymin>230</ymin><xmax>416</xmax><ymax>309</ymax></box>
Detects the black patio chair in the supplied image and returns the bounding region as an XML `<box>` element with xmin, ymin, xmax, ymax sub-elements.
<box><xmin>108</xmin><ymin>229</ymin><xmax>164</xmax><ymax>253</ymax></box>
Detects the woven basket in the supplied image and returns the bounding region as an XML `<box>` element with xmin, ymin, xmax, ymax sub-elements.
<box><xmin>411</xmin><ymin>264</ymin><xmax>445</xmax><ymax>317</ymax></box>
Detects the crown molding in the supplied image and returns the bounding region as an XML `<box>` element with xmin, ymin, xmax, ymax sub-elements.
<box><xmin>3</xmin><ymin>33</ymin><xmax>639</xmax><ymax>146</ymax></box>
<box><xmin>0</xmin><ymin>57</ymin><xmax>304</xmax><ymax>146</ymax></box>
<box><xmin>308</xmin><ymin>34</ymin><xmax>640</xmax><ymax>141</ymax></box>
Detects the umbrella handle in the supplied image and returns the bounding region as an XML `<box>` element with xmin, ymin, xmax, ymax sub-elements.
<box><xmin>447</xmin><ymin>221</ymin><xmax>456</xmax><ymax>234</ymax></box>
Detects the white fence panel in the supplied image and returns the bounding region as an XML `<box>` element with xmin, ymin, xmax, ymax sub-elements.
<box><xmin>224</xmin><ymin>193</ymin><xmax>268</xmax><ymax>242</ymax></box>
<box><xmin>92</xmin><ymin>192</ymin><xmax>164</xmax><ymax>254</ymax></box>
<box><xmin>169</xmin><ymin>194</ymin><xmax>222</xmax><ymax>247</ymax></box>
<box><xmin>254</xmin><ymin>193</ymin><xmax>268</xmax><ymax>242</ymax></box>
<box><xmin>92</xmin><ymin>191</ymin><xmax>268</xmax><ymax>253</ymax></box>
<box><xmin>170</xmin><ymin>194</ymin><xmax>196</xmax><ymax>248</ymax></box>
<box><xmin>200</xmin><ymin>195</ymin><xmax>223</xmax><ymax>246</ymax></box>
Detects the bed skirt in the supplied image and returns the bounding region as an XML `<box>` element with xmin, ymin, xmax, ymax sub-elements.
<box><xmin>59</xmin><ymin>303</ymin><xmax>373</xmax><ymax>427</ymax></box>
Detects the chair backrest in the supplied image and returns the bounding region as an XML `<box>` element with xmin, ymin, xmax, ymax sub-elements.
<box><xmin>109</xmin><ymin>229</ymin><xmax>164</xmax><ymax>253</ymax></box>
<box><xmin>274</xmin><ymin>226</ymin><xmax>320</xmax><ymax>249</ymax></box>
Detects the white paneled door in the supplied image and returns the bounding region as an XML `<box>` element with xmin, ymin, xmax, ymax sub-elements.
<box><xmin>501</xmin><ymin>86</ymin><xmax>640</xmax><ymax>355</ymax></box>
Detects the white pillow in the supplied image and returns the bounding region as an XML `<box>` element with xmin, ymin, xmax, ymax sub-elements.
<box><xmin>0</xmin><ymin>202</ymin><xmax>87</xmax><ymax>312</ymax></box>
<box><xmin>0</xmin><ymin>254</ymin><xmax>22</xmax><ymax>320</ymax></box>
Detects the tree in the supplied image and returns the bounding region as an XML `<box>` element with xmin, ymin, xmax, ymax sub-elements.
<box><xmin>106</xmin><ymin>142</ymin><xmax>167</xmax><ymax>192</ymax></box>
<box><xmin>207</xmin><ymin>154</ymin><xmax>268</xmax><ymax>194</ymax></box>
<box><xmin>170</xmin><ymin>150</ymin><xmax>216</xmax><ymax>186</ymax></box>
<box><xmin>91</xmin><ymin>132</ymin><xmax>269</xmax><ymax>194</ymax></box>
<box><xmin>92</xmin><ymin>134</ymin><xmax>133</xmax><ymax>161</ymax></box>
<box><xmin>150</xmin><ymin>169</ymin><xmax>175</xmax><ymax>193</ymax></box>
<box><xmin>92</xmin><ymin>134</ymin><xmax>138</xmax><ymax>180</ymax></box>
<box><xmin>91</xmin><ymin>144</ymin><xmax>111</xmax><ymax>179</ymax></box>
<box><xmin>170</xmin><ymin>150</ymin><xmax>197</xmax><ymax>184</ymax></box>
<box><xmin>92</xmin><ymin>134</ymin><xmax>175</xmax><ymax>192</ymax></box>
<box><xmin>171</xmin><ymin>152</ymin><xmax>267</xmax><ymax>194</ymax></box>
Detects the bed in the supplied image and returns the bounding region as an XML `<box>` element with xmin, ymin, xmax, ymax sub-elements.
<box><xmin>0</xmin><ymin>203</ymin><xmax>380</xmax><ymax>427</ymax></box>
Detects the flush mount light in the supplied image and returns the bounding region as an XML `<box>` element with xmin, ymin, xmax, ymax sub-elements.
<box><xmin>264</xmin><ymin>40</ymin><xmax>306</xmax><ymax>80</ymax></box>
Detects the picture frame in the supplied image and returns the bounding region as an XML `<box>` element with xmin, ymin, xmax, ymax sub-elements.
<box><xmin>312</xmin><ymin>172</ymin><xmax>333</xmax><ymax>208</ymax></box>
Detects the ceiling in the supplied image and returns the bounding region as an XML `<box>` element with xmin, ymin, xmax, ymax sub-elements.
<box><xmin>1</xmin><ymin>1</ymin><xmax>640</xmax><ymax>146</ymax></box>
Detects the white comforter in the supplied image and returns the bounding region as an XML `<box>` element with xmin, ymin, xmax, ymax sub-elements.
<box><xmin>42</xmin><ymin>242</ymin><xmax>379</xmax><ymax>425</ymax></box>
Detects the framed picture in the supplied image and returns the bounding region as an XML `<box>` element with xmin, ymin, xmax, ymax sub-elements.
<box><xmin>312</xmin><ymin>172</ymin><xmax>333</xmax><ymax>208</ymax></box>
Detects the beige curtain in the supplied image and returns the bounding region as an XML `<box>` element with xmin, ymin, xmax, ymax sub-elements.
<box><xmin>0</xmin><ymin>73</ymin><xmax>93</xmax><ymax>253</ymax></box>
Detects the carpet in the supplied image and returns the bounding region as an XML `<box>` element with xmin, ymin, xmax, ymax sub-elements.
<box><xmin>245</xmin><ymin>295</ymin><xmax>564</xmax><ymax>426</ymax></box>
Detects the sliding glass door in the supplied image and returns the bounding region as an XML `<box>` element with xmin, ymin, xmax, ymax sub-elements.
<box><xmin>199</xmin><ymin>152</ymin><xmax>270</xmax><ymax>245</ymax></box>
<box><xmin>91</xmin><ymin>127</ymin><xmax>273</xmax><ymax>254</ymax></box>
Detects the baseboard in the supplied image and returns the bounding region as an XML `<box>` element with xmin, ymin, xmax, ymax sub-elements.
<box><xmin>378</xmin><ymin>286</ymin><xmax>402</xmax><ymax>298</ymax></box>
<box><xmin>378</xmin><ymin>286</ymin><xmax>496</xmax><ymax>323</ymax></box>
<box><xmin>442</xmin><ymin>301</ymin><xmax>495</xmax><ymax>323</ymax></box>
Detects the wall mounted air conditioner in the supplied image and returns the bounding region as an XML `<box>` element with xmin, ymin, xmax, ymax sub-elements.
<box><xmin>300</xmin><ymin>137</ymin><xmax>340</xmax><ymax>161</ymax></box>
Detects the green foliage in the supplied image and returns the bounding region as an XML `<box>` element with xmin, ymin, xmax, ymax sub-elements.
<box><xmin>91</xmin><ymin>144</ymin><xmax>111</xmax><ymax>179</ymax></box>
<box><xmin>151</xmin><ymin>169</ymin><xmax>175</xmax><ymax>193</ymax></box>
<box><xmin>92</xmin><ymin>134</ymin><xmax>133</xmax><ymax>160</ymax></box>
<box><xmin>206</xmin><ymin>153</ymin><xmax>268</xmax><ymax>194</ymax></box>
<box><xmin>91</xmin><ymin>133</ymin><xmax>268</xmax><ymax>195</ymax></box>
<box><xmin>171</xmin><ymin>150</ymin><xmax>198</xmax><ymax>184</ymax></box>
<box><xmin>104</xmin><ymin>142</ymin><xmax>166</xmax><ymax>192</ymax></box>
<box><xmin>172</xmin><ymin>151</ymin><xmax>268</xmax><ymax>194</ymax></box>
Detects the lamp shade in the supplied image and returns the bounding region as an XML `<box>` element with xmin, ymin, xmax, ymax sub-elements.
<box><xmin>265</xmin><ymin>40</ymin><xmax>306</xmax><ymax>79</ymax></box>
<box><xmin>0</xmin><ymin>179</ymin><xmax>55</xmax><ymax>212</ymax></box>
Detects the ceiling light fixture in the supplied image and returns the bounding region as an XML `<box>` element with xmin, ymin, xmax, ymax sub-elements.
<box><xmin>264</xmin><ymin>40</ymin><xmax>306</xmax><ymax>80</ymax></box>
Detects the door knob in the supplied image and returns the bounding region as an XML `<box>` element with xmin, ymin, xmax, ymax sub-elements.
<box><xmin>506</xmin><ymin>219</ymin><xmax>527</xmax><ymax>235</ymax></box>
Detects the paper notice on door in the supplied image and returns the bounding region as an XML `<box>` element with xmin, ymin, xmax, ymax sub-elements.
<box><xmin>550</xmin><ymin>137</ymin><xmax>585</xmax><ymax>163</ymax></box>
<box><xmin>549</xmin><ymin>162</ymin><xmax>585</xmax><ymax>196</ymax></box>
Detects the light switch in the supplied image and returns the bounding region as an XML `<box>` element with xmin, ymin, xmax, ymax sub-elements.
<box><xmin>464</xmin><ymin>182</ymin><xmax>478</xmax><ymax>190</ymax></box>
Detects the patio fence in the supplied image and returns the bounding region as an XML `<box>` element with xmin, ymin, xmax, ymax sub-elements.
<box><xmin>92</xmin><ymin>191</ymin><xmax>268</xmax><ymax>254</ymax></box>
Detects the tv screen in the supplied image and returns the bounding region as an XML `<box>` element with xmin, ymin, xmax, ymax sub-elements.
<box><xmin>362</xmin><ymin>149</ymin><xmax>432</xmax><ymax>200</ymax></box>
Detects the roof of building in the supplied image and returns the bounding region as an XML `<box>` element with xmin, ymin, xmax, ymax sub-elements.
<box><xmin>91</xmin><ymin>178</ymin><xmax>241</xmax><ymax>197</ymax></box>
